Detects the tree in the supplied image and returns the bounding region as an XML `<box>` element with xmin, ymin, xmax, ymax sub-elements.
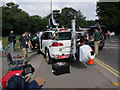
<box><xmin>2</xmin><ymin>2</ymin><xmax>49</xmax><ymax>35</ymax></box>
<box><xmin>41</xmin><ymin>17</ymin><xmax>49</xmax><ymax>30</ymax></box>
<box><xmin>2</xmin><ymin>2</ymin><xmax>94</xmax><ymax>36</ymax></box>
<box><xmin>96</xmin><ymin>2</ymin><xmax>120</xmax><ymax>34</ymax></box>
<box><xmin>28</xmin><ymin>15</ymin><xmax>42</xmax><ymax>33</ymax></box>
<box><xmin>87</xmin><ymin>20</ymin><xmax>96</xmax><ymax>26</ymax></box>
<box><xmin>2</xmin><ymin>2</ymin><xmax>29</xmax><ymax>35</ymax></box>
<box><xmin>59</xmin><ymin>7</ymin><xmax>87</xmax><ymax>28</ymax></box>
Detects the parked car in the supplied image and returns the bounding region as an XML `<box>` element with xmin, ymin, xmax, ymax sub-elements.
<box><xmin>39</xmin><ymin>28</ymin><xmax>72</xmax><ymax>64</ymax></box>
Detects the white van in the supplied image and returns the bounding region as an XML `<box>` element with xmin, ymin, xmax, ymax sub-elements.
<box><xmin>39</xmin><ymin>28</ymin><xmax>72</xmax><ymax>64</ymax></box>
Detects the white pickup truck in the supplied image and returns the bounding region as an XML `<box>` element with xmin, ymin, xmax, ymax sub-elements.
<box><xmin>39</xmin><ymin>28</ymin><xmax>72</xmax><ymax>64</ymax></box>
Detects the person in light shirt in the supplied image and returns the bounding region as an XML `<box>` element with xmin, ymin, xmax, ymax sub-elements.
<box><xmin>110</xmin><ymin>31</ymin><xmax>115</xmax><ymax>38</ymax></box>
<box><xmin>39</xmin><ymin>30</ymin><xmax>44</xmax><ymax>41</ymax></box>
<box><xmin>0</xmin><ymin>37</ymin><xmax>3</xmax><ymax>52</ymax></box>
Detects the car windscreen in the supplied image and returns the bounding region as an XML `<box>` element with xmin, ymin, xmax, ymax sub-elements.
<box><xmin>58</xmin><ymin>32</ymin><xmax>71</xmax><ymax>40</ymax></box>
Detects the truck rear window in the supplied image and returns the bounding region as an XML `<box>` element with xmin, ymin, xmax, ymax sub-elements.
<box><xmin>58</xmin><ymin>32</ymin><xmax>71</xmax><ymax>40</ymax></box>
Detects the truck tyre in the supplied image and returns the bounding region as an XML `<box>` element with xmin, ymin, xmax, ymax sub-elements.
<box><xmin>45</xmin><ymin>49</ymin><xmax>52</xmax><ymax>64</ymax></box>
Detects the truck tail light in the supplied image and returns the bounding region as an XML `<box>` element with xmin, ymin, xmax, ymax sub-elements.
<box><xmin>80</xmin><ymin>42</ymin><xmax>84</xmax><ymax>44</ymax></box>
<box><xmin>57</xmin><ymin>55</ymin><xmax>69</xmax><ymax>59</ymax></box>
<box><xmin>59</xmin><ymin>29</ymin><xmax>68</xmax><ymax>31</ymax></box>
<box><xmin>51</xmin><ymin>42</ymin><xmax>63</xmax><ymax>47</ymax></box>
<box><xmin>91</xmin><ymin>48</ymin><xmax>93</xmax><ymax>51</ymax></box>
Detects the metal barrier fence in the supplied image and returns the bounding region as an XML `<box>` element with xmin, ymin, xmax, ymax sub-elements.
<box><xmin>0</xmin><ymin>41</ymin><xmax>22</xmax><ymax>76</ymax></box>
<box><xmin>0</xmin><ymin>42</ymin><xmax>14</xmax><ymax>89</ymax></box>
<box><xmin>1</xmin><ymin>42</ymin><xmax>14</xmax><ymax>57</ymax></box>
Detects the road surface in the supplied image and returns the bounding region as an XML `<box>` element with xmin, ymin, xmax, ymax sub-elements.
<box><xmin>95</xmin><ymin>38</ymin><xmax>119</xmax><ymax>87</ymax></box>
<box><xmin>0</xmin><ymin>38</ymin><xmax>119</xmax><ymax>89</ymax></box>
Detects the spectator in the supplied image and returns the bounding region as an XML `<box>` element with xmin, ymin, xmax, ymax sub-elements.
<box><xmin>110</xmin><ymin>31</ymin><xmax>115</xmax><ymax>38</ymax></box>
<box><xmin>36</xmin><ymin>31</ymin><xmax>40</xmax><ymax>38</ymax></box>
<box><xmin>0</xmin><ymin>37</ymin><xmax>3</xmax><ymax>52</ymax></box>
<box><xmin>8</xmin><ymin>31</ymin><xmax>16</xmax><ymax>48</ymax></box>
<box><xmin>107</xmin><ymin>30</ymin><xmax>110</xmax><ymax>38</ymax></box>
<box><xmin>90</xmin><ymin>26</ymin><xmax>104</xmax><ymax>55</ymax></box>
<box><xmin>81</xmin><ymin>29</ymin><xmax>85</xmax><ymax>36</ymax></box>
<box><xmin>81</xmin><ymin>29</ymin><xmax>89</xmax><ymax>44</ymax></box>
<box><xmin>84</xmin><ymin>31</ymin><xmax>89</xmax><ymax>44</ymax></box>
<box><xmin>36</xmin><ymin>31</ymin><xmax>40</xmax><ymax>50</ymax></box>
<box><xmin>39</xmin><ymin>30</ymin><xmax>44</xmax><ymax>41</ymax></box>
<box><xmin>39</xmin><ymin>30</ymin><xmax>44</xmax><ymax>49</ymax></box>
<box><xmin>89</xmin><ymin>33</ymin><xmax>94</xmax><ymax>42</ymax></box>
<box><xmin>18</xmin><ymin>31</ymin><xmax>33</xmax><ymax>65</ymax></box>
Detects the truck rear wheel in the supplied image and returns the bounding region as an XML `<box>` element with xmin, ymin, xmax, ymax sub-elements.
<box><xmin>45</xmin><ymin>49</ymin><xmax>52</xmax><ymax>64</ymax></box>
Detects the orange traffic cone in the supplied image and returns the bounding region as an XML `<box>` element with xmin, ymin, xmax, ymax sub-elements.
<box><xmin>87</xmin><ymin>59</ymin><xmax>95</xmax><ymax>65</ymax></box>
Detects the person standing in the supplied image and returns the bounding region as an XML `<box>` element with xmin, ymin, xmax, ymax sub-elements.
<box><xmin>8</xmin><ymin>31</ymin><xmax>16</xmax><ymax>48</ymax></box>
<box><xmin>18</xmin><ymin>31</ymin><xmax>33</xmax><ymax>64</ymax></box>
<box><xmin>0</xmin><ymin>37</ymin><xmax>3</xmax><ymax>52</ymax></box>
<box><xmin>36</xmin><ymin>31</ymin><xmax>40</xmax><ymax>38</ymax></box>
<box><xmin>81</xmin><ymin>29</ymin><xmax>85</xmax><ymax>36</ymax></box>
<box><xmin>90</xmin><ymin>26</ymin><xmax>104</xmax><ymax>55</ymax></box>
<box><xmin>84</xmin><ymin>31</ymin><xmax>89</xmax><ymax>44</ymax></box>
<box><xmin>39</xmin><ymin>30</ymin><xmax>44</xmax><ymax>49</ymax></box>
<box><xmin>38</xmin><ymin>30</ymin><xmax>44</xmax><ymax>41</ymax></box>
<box><xmin>110</xmin><ymin>31</ymin><xmax>115</xmax><ymax>38</ymax></box>
<box><xmin>107</xmin><ymin>30</ymin><xmax>110</xmax><ymax>38</ymax></box>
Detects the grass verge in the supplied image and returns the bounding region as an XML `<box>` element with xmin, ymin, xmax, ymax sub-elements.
<box><xmin>2</xmin><ymin>35</ymin><xmax>20</xmax><ymax>49</ymax></box>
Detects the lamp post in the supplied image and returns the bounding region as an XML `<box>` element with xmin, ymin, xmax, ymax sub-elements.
<box><xmin>51</xmin><ymin>0</ymin><xmax>52</xmax><ymax>19</ymax></box>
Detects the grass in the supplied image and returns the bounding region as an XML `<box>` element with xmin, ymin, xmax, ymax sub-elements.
<box><xmin>2</xmin><ymin>35</ymin><xmax>20</xmax><ymax>48</ymax></box>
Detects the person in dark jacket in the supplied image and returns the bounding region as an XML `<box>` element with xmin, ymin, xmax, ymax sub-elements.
<box><xmin>8</xmin><ymin>31</ymin><xmax>16</xmax><ymax>48</ymax></box>
<box><xmin>18</xmin><ymin>31</ymin><xmax>33</xmax><ymax>64</ymax></box>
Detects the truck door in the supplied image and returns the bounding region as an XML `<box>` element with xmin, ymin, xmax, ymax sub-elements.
<box><xmin>41</xmin><ymin>32</ymin><xmax>52</xmax><ymax>53</ymax></box>
<box><xmin>41</xmin><ymin>32</ymin><xmax>48</xmax><ymax>52</ymax></box>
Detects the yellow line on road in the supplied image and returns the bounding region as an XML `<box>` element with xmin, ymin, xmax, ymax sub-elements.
<box><xmin>113</xmin><ymin>83</ymin><xmax>120</xmax><ymax>86</ymax></box>
<box><xmin>94</xmin><ymin>59</ymin><xmax>120</xmax><ymax>78</ymax></box>
<box><xmin>95</xmin><ymin>58</ymin><xmax>120</xmax><ymax>75</ymax></box>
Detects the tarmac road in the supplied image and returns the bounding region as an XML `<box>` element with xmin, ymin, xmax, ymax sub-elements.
<box><xmin>97</xmin><ymin>38</ymin><xmax>119</xmax><ymax>71</ymax></box>
<box><xmin>27</xmin><ymin>52</ymin><xmax>117</xmax><ymax>88</ymax></box>
<box><xmin>0</xmin><ymin>38</ymin><xmax>119</xmax><ymax>89</ymax></box>
<box><xmin>94</xmin><ymin>38</ymin><xmax>119</xmax><ymax>87</ymax></box>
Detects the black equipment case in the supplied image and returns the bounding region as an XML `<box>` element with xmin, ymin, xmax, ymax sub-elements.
<box><xmin>52</xmin><ymin>62</ymin><xmax>70</xmax><ymax>75</ymax></box>
<box><xmin>21</xmin><ymin>64</ymin><xmax>35</xmax><ymax>74</ymax></box>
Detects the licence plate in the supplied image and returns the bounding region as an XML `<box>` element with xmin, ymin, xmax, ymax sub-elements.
<box><xmin>61</xmin><ymin>48</ymin><xmax>70</xmax><ymax>53</ymax></box>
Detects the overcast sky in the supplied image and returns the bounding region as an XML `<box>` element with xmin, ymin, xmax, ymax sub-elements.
<box><xmin>1</xmin><ymin>0</ymin><xmax>99</xmax><ymax>20</ymax></box>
